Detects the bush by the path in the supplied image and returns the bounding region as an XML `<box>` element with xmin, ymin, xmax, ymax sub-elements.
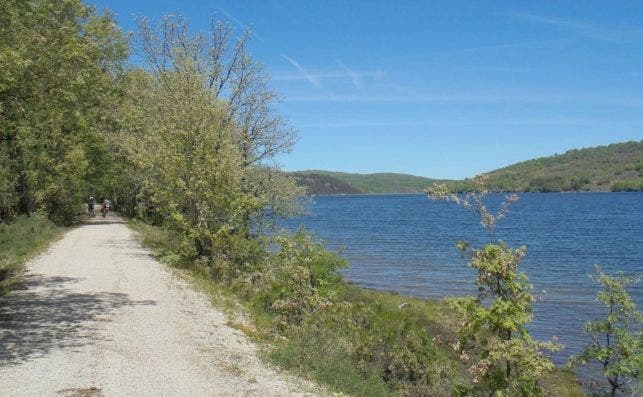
<box><xmin>130</xmin><ymin>220</ymin><xmax>583</xmax><ymax>396</ymax></box>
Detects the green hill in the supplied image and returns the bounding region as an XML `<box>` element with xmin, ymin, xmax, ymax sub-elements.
<box><xmin>291</xmin><ymin>170</ymin><xmax>444</xmax><ymax>194</ymax></box>
<box><xmin>448</xmin><ymin>140</ymin><xmax>643</xmax><ymax>192</ymax></box>
<box><xmin>293</xmin><ymin>141</ymin><xmax>643</xmax><ymax>194</ymax></box>
<box><xmin>290</xmin><ymin>172</ymin><xmax>363</xmax><ymax>194</ymax></box>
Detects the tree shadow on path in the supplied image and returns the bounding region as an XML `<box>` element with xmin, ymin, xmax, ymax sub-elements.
<box><xmin>0</xmin><ymin>273</ymin><xmax>156</xmax><ymax>365</ymax></box>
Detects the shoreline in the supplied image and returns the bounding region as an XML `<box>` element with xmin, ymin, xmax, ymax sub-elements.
<box><xmin>308</xmin><ymin>190</ymin><xmax>642</xmax><ymax>197</ymax></box>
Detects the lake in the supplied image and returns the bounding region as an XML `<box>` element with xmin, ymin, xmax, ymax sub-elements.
<box><xmin>280</xmin><ymin>192</ymin><xmax>643</xmax><ymax>365</ymax></box>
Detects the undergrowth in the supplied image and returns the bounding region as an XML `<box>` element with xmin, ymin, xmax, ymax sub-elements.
<box><xmin>128</xmin><ymin>219</ymin><xmax>584</xmax><ymax>397</ymax></box>
<box><xmin>0</xmin><ymin>214</ymin><xmax>63</xmax><ymax>295</ymax></box>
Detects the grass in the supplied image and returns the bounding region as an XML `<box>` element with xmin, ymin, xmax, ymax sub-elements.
<box><xmin>265</xmin><ymin>286</ymin><xmax>466</xmax><ymax>397</ymax></box>
<box><xmin>0</xmin><ymin>214</ymin><xmax>64</xmax><ymax>295</ymax></box>
<box><xmin>128</xmin><ymin>219</ymin><xmax>585</xmax><ymax>397</ymax></box>
<box><xmin>542</xmin><ymin>369</ymin><xmax>586</xmax><ymax>397</ymax></box>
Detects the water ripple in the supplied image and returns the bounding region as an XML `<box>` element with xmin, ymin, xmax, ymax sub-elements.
<box><xmin>281</xmin><ymin>192</ymin><xmax>643</xmax><ymax>365</ymax></box>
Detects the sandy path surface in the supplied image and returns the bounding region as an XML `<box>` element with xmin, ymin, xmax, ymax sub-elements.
<box><xmin>0</xmin><ymin>216</ymin><xmax>317</xmax><ymax>397</ymax></box>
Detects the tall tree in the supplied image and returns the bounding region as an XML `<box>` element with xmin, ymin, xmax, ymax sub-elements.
<box><xmin>118</xmin><ymin>67</ymin><xmax>251</xmax><ymax>257</ymax></box>
<box><xmin>135</xmin><ymin>16</ymin><xmax>300</xmax><ymax>227</ymax></box>
<box><xmin>0</xmin><ymin>0</ymin><xmax>128</xmax><ymax>224</ymax></box>
<box><xmin>115</xmin><ymin>15</ymin><xmax>301</xmax><ymax>259</ymax></box>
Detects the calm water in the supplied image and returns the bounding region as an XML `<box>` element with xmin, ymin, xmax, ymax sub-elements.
<box><xmin>281</xmin><ymin>192</ymin><xmax>643</xmax><ymax>364</ymax></box>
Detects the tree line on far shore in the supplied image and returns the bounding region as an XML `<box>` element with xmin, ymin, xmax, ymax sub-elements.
<box><xmin>447</xmin><ymin>141</ymin><xmax>643</xmax><ymax>193</ymax></box>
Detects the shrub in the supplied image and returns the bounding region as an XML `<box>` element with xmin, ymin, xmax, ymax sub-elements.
<box><xmin>252</xmin><ymin>231</ymin><xmax>346</xmax><ymax>329</ymax></box>
<box><xmin>569</xmin><ymin>267</ymin><xmax>642</xmax><ymax>397</ymax></box>
<box><xmin>350</xmin><ymin>303</ymin><xmax>462</xmax><ymax>396</ymax></box>
<box><xmin>427</xmin><ymin>176</ymin><xmax>560</xmax><ymax>396</ymax></box>
<box><xmin>209</xmin><ymin>232</ymin><xmax>267</xmax><ymax>286</ymax></box>
<box><xmin>611</xmin><ymin>180</ymin><xmax>643</xmax><ymax>192</ymax></box>
<box><xmin>132</xmin><ymin>220</ymin><xmax>583</xmax><ymax>396</ymax></box>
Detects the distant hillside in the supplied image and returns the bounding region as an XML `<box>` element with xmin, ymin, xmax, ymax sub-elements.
<box><xmin>291</xmin><ymin>172</ymin><xmax>362</xmax><ymax>194</ymax></box>
<box><xmin>292</xmin><ymin>141</ymin><xmax>643</xmax><ymax>194</ymax></box>
<box><xmin>291</xmin><ymin>171</ymin><xmax>443</xmax><ymax>194</ymax></box>
<box><xmin>447</xmin><ymin>140</ymin><xmax>643</xmax><ymax>192</ymax></box>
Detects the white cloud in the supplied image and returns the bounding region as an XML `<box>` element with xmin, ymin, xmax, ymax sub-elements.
<box><xmin>281</xmin><ymin>54</ymin><xmax>322</xmax><ymax>88</ymax></box>
<box><xmin>507</xmin><ymin>11</ymin><xmax>643</xmax><ymax>41</ymax></box>
<box><xmin>283</xmin><ymin>91</ymin><xmax>643</xmax><ymax>106</ymax></box>
<box><xmin>217</xmin><ymin>8</ymin><xmax>265</xmax><ymax>42</ymax></box>
<box><xmin>296</xmin><ymin>117</ymin><xmax>627</xmax><ymax>128</ymax></box>
<box><xmin>336</xmin><ymin>60</ymin><xmax>362</xmax><ymax>89</ymax></box>
<box><xmin>273</xmin><ymin>65</ymin><xmax>385</xmax><ymax>88</ymax></box>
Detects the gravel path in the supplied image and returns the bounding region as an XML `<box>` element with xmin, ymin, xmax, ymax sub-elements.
<box><xmin>0</xmin><ymin>216</ymin><xmax>317</xmax><ymax>396</ymax></box>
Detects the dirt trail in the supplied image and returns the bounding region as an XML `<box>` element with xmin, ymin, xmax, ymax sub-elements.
<box><xmin>0</xmin><ymin>216</ymin><xmax>317</xmax><ymax>396</ymax></box>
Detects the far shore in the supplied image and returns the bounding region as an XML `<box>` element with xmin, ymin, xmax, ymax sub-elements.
<box><xmin>307</xmin><ymin>190</ymin><xmax>640</xmax><ymax>197</ymax></box>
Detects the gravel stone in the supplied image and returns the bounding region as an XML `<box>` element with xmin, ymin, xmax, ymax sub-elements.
<box><xmin>0</xmin><ymin>216</ymin><xmax>317</xmax><ymax>396</ymax></box>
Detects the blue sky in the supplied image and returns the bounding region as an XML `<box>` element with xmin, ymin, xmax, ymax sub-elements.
<box><xmin>93</xmin><ymin>0</ymin><xmax>643</xmax><ymax>179</ymax></box>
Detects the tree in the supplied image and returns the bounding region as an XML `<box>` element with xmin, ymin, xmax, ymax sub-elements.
<box><xmin>114</xmin><ymin>15</ymin><xmax>301</xmax><ymax>260</ymax></box>
<box><xmin>0</xmin><ymin>0</ymin><xmax>128</xmax><ymax>224</ymax></box>
<box><xmin>427</xmin><ymin>176</ymin><xmax>560</xmax><ymax>396</ymax></box>
<box><xmin>134</xmin><ymin>16</ymin><xmax>300</xmax><ymax>229</ymax></box>
<box><xmin>569</xmin><ymin>267</ymin><xmax>642</xmax><ymax>397</ymax></box>
<box><xmin>117</xmin><ymin>67</ymin><xmax>251</xmax><ymax>257</ymax></box>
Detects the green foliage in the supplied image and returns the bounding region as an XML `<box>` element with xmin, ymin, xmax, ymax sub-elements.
<box><xmin>118</xmin><ymin>67</ymin><xmax>253</xmax><ymax>257</ymax></box>
<box><xmin>293</xmin><ymin>170</ymin><xmax>445</xmax><ymax>194</ymax></box>
<box><xmin>446</xmin><ymin>242</ymin><xmax>561</xmax><ymax>396</ymax></box>
<box><xmin>211</xmin><ymin>228</ymin><xmax>469</xmax><ymax>395</ymax></box>
<box><xmin>291</xmin><ymin>172</ymin><xmax>363</xmax><ymax>195</ymax></box>
<box><xmin>206</xmin><ymin>232</ymin><xmax>268</xmax><ymax>285</ymax></box>
<box><xmin>295</xmin><ymin>141</ymin><xmax>643</xmax><ymax>195</ymax></box>
<box><xmin>111</xmin><ymin>16</ymin><xmax>302</xmax><ymax>261</ymax></box>
<box><xmin>132</xmin><ymin>219</ymin><xmax>583</xmax><ymax>397</ymax></box>
<box><xmin>569</xmin><ymin>267</ymin><xmax>642</xmax><ymax>396</ymax></box>
<box><xmin>528</xmin><ymin>176</ymin><xmax>567</xmax><ymax>192</ymax></box>
<box><xmin>269</xmin><ymin>322</ymin><xmax>394</xmax><ymax>397</ymax></box>
<box><xmin>254</xmin><ymin>231</ymin><xmax>346</xmax><ymax>329</ymax></box>
<box><xmin>0</xmin><ymin>214</ymin><xmax>62</xmax><ymax>294</ymax></box>
<box><xmin>540</xmin><ymin>369</ymin><xmax>586</xmax><ymax>397</ymax></box>
<box><xmin>428</xmin><ymin>176</ymin><xmax>560</xmax><ymax>396</ymax></box>
<box><xmin>611</xmin><ymin>180</ymin><xmax>643</xmax><ymax>192</ymax></box>
<box><xmin>270</xmin><ymin>288</ymin><xmax>467</xmax><ymax>397</ymax></box>
<box><xmin>0</xmin><ymin>0</ymin><xmax>128</xmax><ymax>224</ymax></box>
<box><xmin>446</xmin><ymin>141</ymin><xmax>643</xmax><ymax>193</ymax></box>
